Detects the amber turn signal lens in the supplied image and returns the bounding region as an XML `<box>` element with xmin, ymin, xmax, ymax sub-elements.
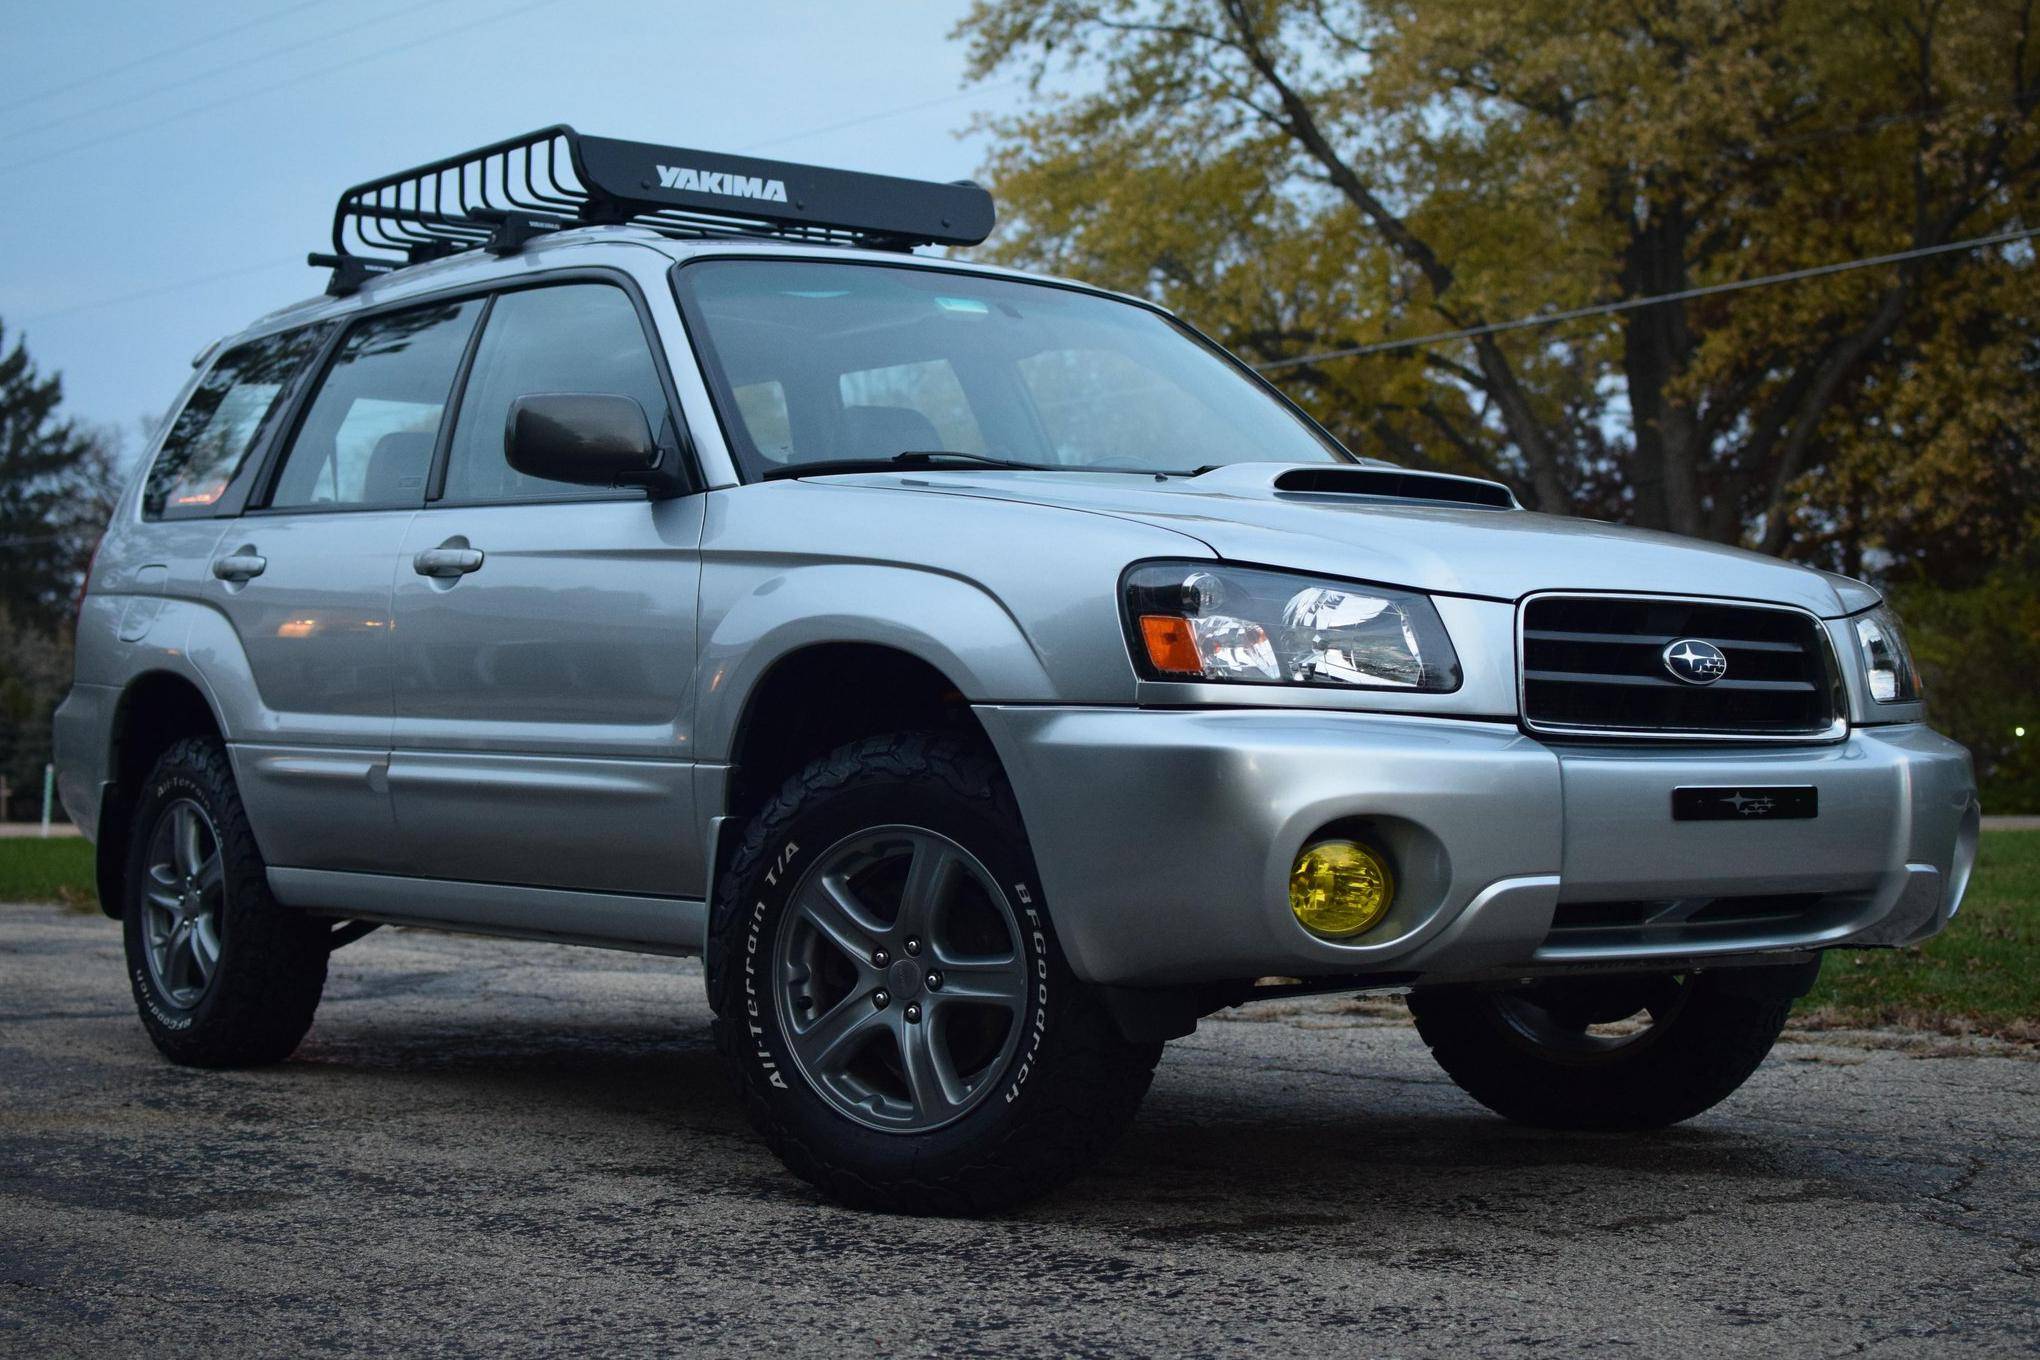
<box><xmin>1139</xmin><ymin>614</ymin><xmax>1203</xmax><ymax>676</ymax></box>
<box><xmin>1289</xmin><ymin>840</ymin><xmax>1394</xmax><ymax>939</ymax></box>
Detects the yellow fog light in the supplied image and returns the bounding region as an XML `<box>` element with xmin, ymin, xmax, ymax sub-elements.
<box><xmin>1289</xmin><ymin>840</ymin><xmax>1394</xmax><ymax>939</ymax></box>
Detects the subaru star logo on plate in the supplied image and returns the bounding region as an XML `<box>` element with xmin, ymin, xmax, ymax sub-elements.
<box><xmin>1662</xmin><ymin>638</ymin><xmax>1729</xmax><ymax>685</ymax></box>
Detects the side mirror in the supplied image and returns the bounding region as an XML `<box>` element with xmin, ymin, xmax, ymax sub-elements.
<box><xmin>504</xmin><ymin>393</ymin><xmax>685</xmax><ymax>497</ymax></box>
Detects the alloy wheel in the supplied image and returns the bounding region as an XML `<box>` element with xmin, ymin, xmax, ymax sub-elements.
<box><xmin>141</xmin><ymin>799</ymin><xmax>225</xmax><ymax>1008</ymax></box>
<box><xmin>773</xmin><ymin>825</ymin><xmax>1030</xmax><ymax>1133</ymax></box>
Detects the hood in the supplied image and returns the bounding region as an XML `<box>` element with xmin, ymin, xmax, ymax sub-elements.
<box><xmin>819</xmin><ymin>463</ymin><xmax>1849</xmax><ymax>616</ymax></box>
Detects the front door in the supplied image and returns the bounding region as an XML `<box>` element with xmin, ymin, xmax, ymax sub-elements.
<box><xmin>386</xmin><ymin>280</ymin><xmax>704</xmax><ymax>898</ymax></box>
<box><xmin>213</xmin><ymin>297</ymin><xmax>485</xmax><ymax>873</ymax></box>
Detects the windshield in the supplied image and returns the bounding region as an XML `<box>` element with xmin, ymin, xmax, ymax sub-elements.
<box><xmin>671</xmin><ymin>259</ymin><xmax>1351</xmax><ymax>480</ymax></box>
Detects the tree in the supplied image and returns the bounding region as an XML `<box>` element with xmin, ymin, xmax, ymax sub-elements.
<box><xmin>1894</xmin><ymin>557</ymin><xmax>2040</xmax><ymax>809</ymax></box>
<box><xmin>0</xmin><ymin>319</ymin><xmax>121</xmax><ymax>633</ymax></box>
<box><xmin>957</xmin><ymin>0</ymin><xmax>2040</xmax><ymax>565</ymax></box>
<box><xmin>0</xmin><ymin>317</ymin><xmax>124</xmax><ymax>820</ymax></box>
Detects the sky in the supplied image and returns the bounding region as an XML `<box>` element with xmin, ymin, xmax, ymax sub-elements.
<box><xmin>0</xmin><ymin>0</ymin><xmax>1034</xmax><ymax>450</ymax></box>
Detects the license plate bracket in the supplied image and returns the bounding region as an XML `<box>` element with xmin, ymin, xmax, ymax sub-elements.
<box><xmin>1672</xmin><ymin>786</ymin><xmax>1818</xmax><ymax>821</ymax></box>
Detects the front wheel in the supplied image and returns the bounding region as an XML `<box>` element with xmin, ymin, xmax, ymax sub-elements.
<box><xmin>707</xmin><ymin>732</ymin><xmax>1161</xmax><ymax>1214</ymax></box>
<box><xmin>1407</xmin><ymin>962</ymin><xmax>1818</xmax><ymax>1130</ymax></box>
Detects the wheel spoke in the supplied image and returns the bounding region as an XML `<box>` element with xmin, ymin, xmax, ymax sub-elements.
<box><xmin>932</xmin><ymin>953</ymin><xmax>1028</xmax><ymax>1011</ymax></box>
<box><xmin>894</xmin><ymin>840</ymin><xmax>956</xmax><ymax>939</ymax></box>
<box><xmin>897</xmin><ymin>1016</ymin><xmax>965</xmax><ymax>1121</ymax></box>
<box><xmin>173</xmin><ymin>804</ymin><xmax>205</xmax><ymax>878</ymax></box>
<box><xmin>796</xmin><ymin>875</ymin><xmax>885</xmax><ymax>966</ymax></box>
<box><xmin>164</xmin><ymin>920</ymin><xmax>195</xmax><ymax>992</ymax></box>
<box><xmin>194</xmin><ymin>852</ymin><xmax>225</xmax><ymax>900</ymax></box>
<box><xmin>190</xmin><ymin>916</ymin><xmax>220</xmax><ymax>983</ymax></box>
<box><xmin>791</xmin><ymin>991</ymin><xmax>883</xmax><ymax>1070</ymax></box>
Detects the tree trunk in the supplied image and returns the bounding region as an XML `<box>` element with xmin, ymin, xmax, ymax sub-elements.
<box><xmin>1617</xmin><ymin>196</ymin><xmax>1705</xmax><ymax>537</ymax></box>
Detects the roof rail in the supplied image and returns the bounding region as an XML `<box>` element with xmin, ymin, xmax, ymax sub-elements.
<box><xmin>314</xmin><ymin>124</ymin><xmax>996</xmax><ymax>295</ymax></box>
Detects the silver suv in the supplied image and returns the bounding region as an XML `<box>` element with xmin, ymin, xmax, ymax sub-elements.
<box><xmin>55</xmin><ymin>128</ymin><xmax>1979</xmax><ymax>1214</ymax></box>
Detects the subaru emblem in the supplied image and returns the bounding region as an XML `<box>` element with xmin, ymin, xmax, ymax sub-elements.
<box><xmin>1662</xmin><ymin>638</ymin><xmax>1729</xmax><ymax>685</ymax></box>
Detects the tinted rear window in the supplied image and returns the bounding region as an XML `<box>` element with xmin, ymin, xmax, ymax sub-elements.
<box><xmin>143</xmin><ymin>326</ymin><xmax>327</xmax><ymax>519</ymax></box>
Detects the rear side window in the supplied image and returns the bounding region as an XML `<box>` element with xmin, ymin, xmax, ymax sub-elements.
<box><xmin>143</xmin><ymin>327</ymin><xmax>326</xmax><ymax>519</ymax></box>
<box><xmin>439</xmin><ymin>283</ymin><xmax>672</xmax><ymax>504</ymax></box>
<box><xmin>268</xmin><ymin>300</ymin><xmax>483</xmax><ymax>511</ymax></box>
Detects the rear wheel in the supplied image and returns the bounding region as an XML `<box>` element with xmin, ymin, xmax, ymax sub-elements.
<box><xmin>122</xmin><ymin>736</ymin><xmax>329</xmax><ymax>1067</ymax></box>
<box><xmin>1406</xmin><ymin>963</ymin><xmax>1817</xmax><ymax>1130</ymax></box>
<box><xmin>708</xmin><ymin>731</ymin><xmax>1161</xmax><ymax>1214</ymax></box>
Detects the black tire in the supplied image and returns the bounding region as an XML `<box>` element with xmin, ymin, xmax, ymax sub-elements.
<box><xmin>707</xmin><ymin>731</ymin><xmax>1162</xmax><ymax>1215</ymax></box>
<box><xmin>1406</xmin><ymin>963</ymin><xmax>1817</xmax><ymax>1131</ymax></box>
<box><xmin>121</xmin><ymin>735</ymin><xmax>329</xmax><ymax>1067</ymax></box>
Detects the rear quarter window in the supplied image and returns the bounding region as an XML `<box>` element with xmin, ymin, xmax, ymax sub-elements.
<box><xmin>143</xmin><ymin>326</ymin><xmax>328</xmax><ymax>519</ymax></box>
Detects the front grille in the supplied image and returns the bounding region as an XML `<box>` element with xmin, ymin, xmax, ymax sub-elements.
<box><xmin>1520</xmin><ymin>594</ymin><xmax>1840</xmax><ymax>739</ymax></box>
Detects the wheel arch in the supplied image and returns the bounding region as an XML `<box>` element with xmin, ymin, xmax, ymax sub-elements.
<box><xmin>719</xmin><ymin>641</ymin><xmax>996</xmax><ymax>833</ymax></box>
<box><xmin>95</xmin><ymin>670</ymin><xmax>228</xmax><ymax>919</ymax></box>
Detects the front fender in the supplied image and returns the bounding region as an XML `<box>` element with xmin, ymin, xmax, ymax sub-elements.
<box><xmin>696</xmin><ymin>561</ymin><xmax>1058</xmax><ymax>762</ymax></box>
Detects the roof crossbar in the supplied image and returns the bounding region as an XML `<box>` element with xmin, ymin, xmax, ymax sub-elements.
<box><xmin>322</xmin><ymin>124</ymin><xmax>995</xmax><ymax>292</ymax></box>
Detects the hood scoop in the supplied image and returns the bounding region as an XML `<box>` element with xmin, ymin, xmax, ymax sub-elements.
<box><xmin>1270</xmin><ymin>465</ymin><xmax>1518</xmax><ymax>509</ymax></box>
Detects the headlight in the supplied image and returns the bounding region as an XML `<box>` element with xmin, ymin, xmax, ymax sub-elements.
<box><xmin>1123</xmin><ymin>562</ymin><xmax>1461</xmax><ymax>690</ymax></box>
<box><xmin>1853</xmin><ymin>604</ymin><xmax>1920</xmax><ymax>703</ymax></box>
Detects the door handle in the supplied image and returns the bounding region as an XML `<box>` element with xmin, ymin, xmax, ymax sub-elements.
<box><xmin>413</xmin><ymin>546</ymin><xmax>485</xmax><ymax>578</ymax></box>
<box><xmin>211</xmin><ymin>551</ymin><xmax>267</xmax><ymax>582</ymax></box>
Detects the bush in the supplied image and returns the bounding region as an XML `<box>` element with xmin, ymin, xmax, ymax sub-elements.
<box><xmin>1892</xmin><ymin>566</ymin><xmax>2040</xmax><ymax>813</ymax></box>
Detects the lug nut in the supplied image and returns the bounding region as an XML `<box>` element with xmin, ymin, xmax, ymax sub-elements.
<box><xmin>872</xmin><ymin>948</ymin><xmax>890</xmax><ymax>968</ymax></box>
<box><xmin>904</xmin><ymin>1004</ymin><xmax>922</xmax><ymax>1024</ymax></box>
<box><xmin>904</xmin><ymin>937</ymin><xmax>921</xmax><ymax>956</ymax></box>
<box><xmin>872</xmin><ymin>989</ymin><xmax>891</xmax><ymax>1010</ymax></box>
<box><xmin>925</xmin><ymin>971</ymin><xmax>943</xmax><ymax>991</ymax></box>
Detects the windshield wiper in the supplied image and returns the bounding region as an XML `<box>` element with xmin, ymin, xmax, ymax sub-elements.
<box><xmin>761</xmin><ymin>450</ymin><xmax>1051</xmax><ymax>480</ymax></box>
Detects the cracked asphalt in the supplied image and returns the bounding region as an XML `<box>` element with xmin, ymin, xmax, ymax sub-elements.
<box><xmin>2</xmin><ymin>902</ymin><xmax>2035</xmax><ymax>1357</ymax></box>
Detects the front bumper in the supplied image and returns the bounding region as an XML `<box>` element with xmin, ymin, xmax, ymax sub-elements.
<box><xmin>975</xmin><ymin>707</ymin><xmax>1979</xmax><ymax>988</ymax></box>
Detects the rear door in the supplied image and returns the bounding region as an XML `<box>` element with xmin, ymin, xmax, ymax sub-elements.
<box><xmin>386</xmin><ymin>278</ymin><xmax>704</xmax><ymax>897</ymax></box>
<box><xmin>214</xmin><ymin>297</ymin><xmax>484</xmax><ymax>872</ymax></box>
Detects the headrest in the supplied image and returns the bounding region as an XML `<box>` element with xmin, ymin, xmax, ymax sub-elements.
<box><xmin>833</xmin><ymin>405</ymin><xmax>944</xmax><ymax>459</ymax></box>
<box><xmin>363</xmin><ymin>430</ymin><xmax>435</xmax><ymax>504</ymax></box>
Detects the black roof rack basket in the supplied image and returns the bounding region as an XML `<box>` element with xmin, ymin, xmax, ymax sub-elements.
<box><xmin>317</xmin><ymin>124</ymin><xmax>995</xmax><ymax>293</ymax></box>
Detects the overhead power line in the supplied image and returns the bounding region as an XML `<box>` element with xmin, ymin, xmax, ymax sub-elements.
<box><xmin>1250</xmin><ymin>225</ymin><xmax>2040</xmax><ymax>372</ymax></box>
<box><xmin>14</xmin><ymin>257</ymin><xmax>304</xmax><ymax>327</ymax></box>
<box><xmin>2</xmin><ymin>0</ymin><xmax>463</xmax><ymax>146</ymax></box>
<box><xmin>0</xmin><ymin>0</ymin><xmax>569</xmax><ymax>176</ymax></box>
<box><xmin>11</xmin><ymin>81</ymin><xmax>1026</xmax><ymax>326</ymax></box>
<box><xmin>0</xmin><ymin>0</ymin><xmax>328</xmax><ymax>118</ymax></box>
<box><xmin>739</xmin><ymin>79</ymin><xmax>1028</xmax><ymax>154</ymax></box>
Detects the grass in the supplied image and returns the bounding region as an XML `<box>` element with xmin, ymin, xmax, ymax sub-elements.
<box><xmin>1801</xmin><ymin>828</ymin><xmax>2038</xmax><ymax>1041</ymax></box>
<box><xmin>0</xmin><ymin>835</ymin><xmax>97</xmax><ymax>912</ymax></box>
<box><xmin>2</xmin><ymin>829</ymin><xmax>2034</xmax><ymax>1036</ymax></box>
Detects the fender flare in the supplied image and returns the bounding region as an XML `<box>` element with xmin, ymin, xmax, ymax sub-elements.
<box><xmin>696</xmin><ymin>562</ymin><xmax>1058</xmax><ymax>764</ymax></box>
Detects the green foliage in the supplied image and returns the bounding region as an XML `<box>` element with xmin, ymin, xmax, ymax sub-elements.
<box><xmin>0</xmin><ymin>320</ymin><xmax>117</xmax><ymax>633</ymax></box>
<box><xmin>1804</xmin><ymin>829</ymin><xmax>2040</xmax><ymax>1036</ymax></box>
<box><xmin>0</xmin><ymin>606</ymin><xmax>71</xmax><ymax>818</ymax></box>
<box><xmin>0</xmin><ymin>317</ymin><xmax>123</xmax><ymax>821</ymax></box>
<box><xmin>1894</xmin><ymin>563</ymin><xmax>2040</xmax><ymax>812</ymax></box>
<box><xmin>956</xmin><ymin>0</ymin><xmax>2040</xmax><ymax>565</ymax></box>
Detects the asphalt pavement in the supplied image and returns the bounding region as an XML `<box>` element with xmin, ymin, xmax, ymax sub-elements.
<box><xmin>2</xmin><ymin>902</ymin><xmax>2034</xmax><ymax>1357</ymax></box>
